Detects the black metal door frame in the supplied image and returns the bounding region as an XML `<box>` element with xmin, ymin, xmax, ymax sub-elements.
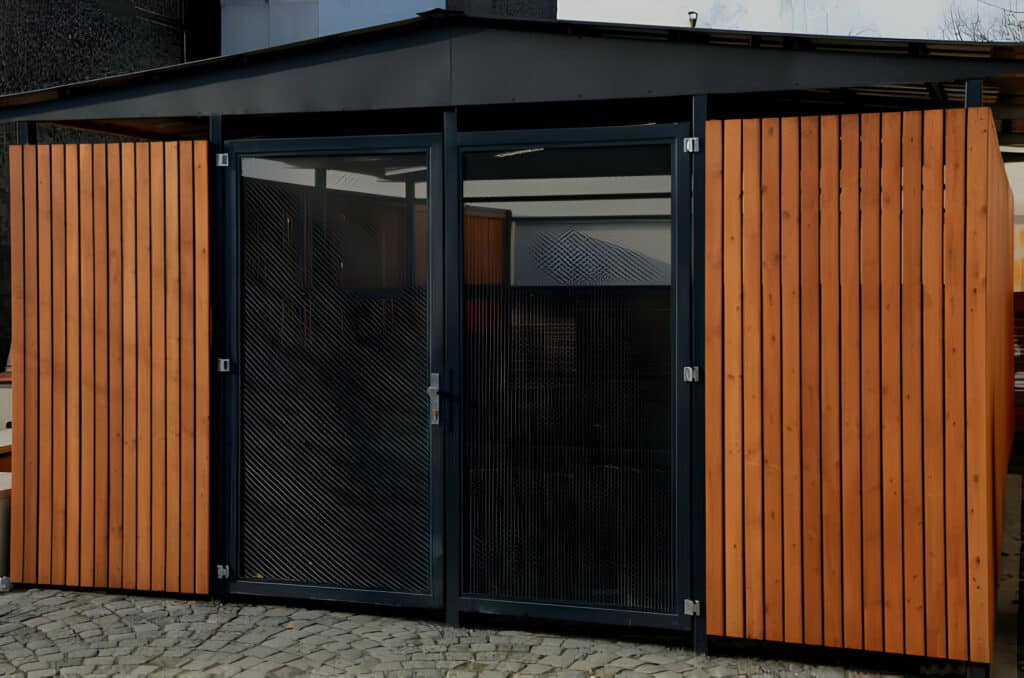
<box><xmin>444</xmin><ymin>120</ymin><xmax>696</xmax><ymax>631</ymax></box>
<box><xmin>219</xmin><ymin>133</ymin><xmax>446</xmax><ymax>608</ymax></box>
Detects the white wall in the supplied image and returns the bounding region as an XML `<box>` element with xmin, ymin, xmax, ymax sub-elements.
<box><xmin>221</xmin><ymin>0</ymin><xmax>443</xmax><ymax>55</ymax></box>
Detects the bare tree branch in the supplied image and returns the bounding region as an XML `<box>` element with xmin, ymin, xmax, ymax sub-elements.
<box><xmin>941</xmin><ymin>0</ymin><xmax>1024</xmax><ymax>41</ymax></box>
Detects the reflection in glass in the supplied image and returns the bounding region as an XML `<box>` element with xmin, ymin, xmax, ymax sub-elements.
<box><xmin>462</xmin><ymin>145</ymin><xmax>674</xmax><ymax>612</ymax></box>
<box><xmin>239</xmin><ymin>154</ymin><xmax>432</xmax><ymax>593</ymax></box>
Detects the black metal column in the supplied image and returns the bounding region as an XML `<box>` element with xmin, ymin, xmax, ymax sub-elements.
<box><xmin>15</xmin><ymin>121</ymin><xmax>36</xmax><ymax>145</ymax></box>
<box><xmin>690</xmin><ymin>94</ymin><xmax>709</xmax><ymax>655</ymax></box>
<box><xmin>966</xmin><ymin>79</ymin><xmax>984</xmax><ymax>108</ymax></box>
<box><xmin>442</xmin><ymin>109</ymin><xmax>463</xmax><ymax>626</ymax></box>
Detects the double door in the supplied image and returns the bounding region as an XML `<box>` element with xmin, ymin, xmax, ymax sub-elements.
<box><xmin>220</xmin><ymin>127</ymin><xmax>697</xmax><ymax>627</ymax></box>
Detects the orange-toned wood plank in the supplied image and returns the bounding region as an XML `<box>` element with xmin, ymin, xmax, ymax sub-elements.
<box><xmin>79</xmin><ymin>144</ymin><xmax>95</xmax><ymax>588</ymax></box>
<box><xmin>179</xmin><ymin>142</ymin><xmax>197</xmax><ymax>594</ymax></box>
<box><xmin>943</xmin><ymin>108</ymin><xmax>969</xmax><ymax>662</ymax></box>
<box><xmin>780</xmin><ymin>116</ymin><xmax>803</xmax><ymax>645</ymax></box>
<box><xmin>760</xmin><ymin>118</ymin><xmax>784</xmax><ymax>643</ymax></box>
<box><xmin>900</xmin><ymin>110</ymin><xmax>925</xmax><ymax>657</ymax></box>
<box><xmin>741</xmin><ymin>118</ymin><xmax>763</xmax><ymax>640</ymax></box>
<box><xmin>839</xmin><ymin>113</ymin><xmax>863</xmax><ymax>651</ymax></box>
<box><xmin>107</xmin><ymin>144</ymin><xmax>124</xmax><ymax>590</ymax></box>
<box><xmin>37</xmin><ymin>145</ymin><xmax>53</xmax><ymax>586</ymax></box>
<box><xmin>136</xmin><ymin>143</ymin><xmax>153</xmax><ymax>591</ymax></box>
<box><xmin>819</xmin><ymin>115</ymin><xmax>843</xmax><ymax>648</ymax></box>
<box><xmin>51</xmin><ymin>144</ymin><xmax>67</xmax><ymax>585</ymax></box>
<box><xmin>9</xmin><ymin>145</ymin><xmax>25</xmax><ymax>583</ymax></box>
<box><xmin>964</xmin><ymin>107</ymin><xmax>993</xmax><ymax>665</ymax></box>
<box><xmin>165</xmin><ymin>142</ymin><xmax>182</xmax><ymax>593</ymax></box>
<box><xmin>150</xmin><ymin>142</ymin><xmax>167</xmax><ymax>592</ymax></box>
<box><xmin>23</xmin><ymin>146</ymin><xmax>39</xmax><ymax>584</ymax></box>
<box><xmin>64</xmin><ymin>146</ymin><xmax>81</xmax><ymax>588</ymax></box>
<box><xmin>93</xmin><ymin>145</ymin><xmax>109</xmax><ymax>588</ymax></box>
<box><xmin>880</xmin><ymin>112</ymin><xmax>904</xmax><ymax>655</ymax></box>
<box><xmin>800</xmin><ymin>116</ymin><xmax>822</xmax><ymax>647</ymax></box>
<box><xmin>121</xmin><ymin>144</ymin><xmax>139</xmax><ymax>591</ymax></box>
<box><xmin>722</xmin><ymin>119</ymin><xmax>745</xmax><ymax>638</ymax></box>
<box><xmin>194</xmin><ymin>141</ymin><xmax>211</xmax><ymax>594</ymax></box>
<box><xmin>860</xmin><ymin>112</ymin><xmax>884</xmax><ymax>653</ymax></box>
<box><xmin>704</xmin><ymin>121</ymin><xmax>726</xmax><ymax>637</ymax></box>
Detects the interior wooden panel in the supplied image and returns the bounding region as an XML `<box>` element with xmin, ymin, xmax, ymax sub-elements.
<box><xmin>9</xmin><ymin>141</ymin><xmax>212</xmax><ymax>595</ymax></box>
<box><xmin>705</xmin><ymin>107</ymin><xmax>1014</xmax><ymax>664</ymax></box>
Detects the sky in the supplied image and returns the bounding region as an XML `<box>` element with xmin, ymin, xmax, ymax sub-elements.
<box><xmin>558</xmin><ymin>0</ymin><xmax>1002</xmax><ymax>39</ymax></box>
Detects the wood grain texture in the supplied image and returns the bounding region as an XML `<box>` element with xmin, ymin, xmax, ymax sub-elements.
<box><xmin>704</xmin><ymin>108</ymin><xmax>1012</xmax><ymax>665</ymax></box>
<box><xmin>760</xmin><ymin>118</ymin><xmax>784</xmax><ymax>643</ymax></box>
<box><xmin>741</xmin><ymin>118</ymin><xmax>763</xmax><ymax>640</ymax></box>
<box><xmin>704</xmin><ymin>121</ymin><xmax>725</xmax><ymax>637</ymax></box>
<box><xmin>10</xmin><ymin>141</ymin><xmax>211</xmax><ymax>596</ymax></box>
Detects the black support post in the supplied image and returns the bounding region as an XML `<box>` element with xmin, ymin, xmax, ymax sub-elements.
<box><xmin>966</xmin><ymin>79</ymin><xmax>984</xmax><ymax>108</ymax></box>
<box><xmin>442</xmin><ymin>109</ymin><xmax>462</xmax><ymax>626</ymax></box>
<box><xmin>690</xmin><ymin>93</ymin><xmax>709</xmax><ymax>656</ymax></box>
<box><xmin>15</xmin><ymin>121</ymin><xmax>36</xmax><ymax>145</ymax></box>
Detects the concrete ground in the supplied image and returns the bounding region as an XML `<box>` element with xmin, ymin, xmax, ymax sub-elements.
<box><xmin>0</xmin><ymin>587</ymin><xmax>894</xmax><ymax>677</ymax></box>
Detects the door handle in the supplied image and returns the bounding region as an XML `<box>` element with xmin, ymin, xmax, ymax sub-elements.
<box><xmin>427</xmin><ymin>373</ymin><xmax>441</xmax><ymax>425</ymax></box>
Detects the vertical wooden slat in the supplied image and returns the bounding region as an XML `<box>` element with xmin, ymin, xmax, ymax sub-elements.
<box><xmin>10</xmin><ymin>144</ymin><xmax>25</xmax><ymax>584</ymax></box>
<box><xmin>880</xmin><ymin>112</ymin><xmax>904</xmax><ymax>655</ymax></box>
<box><xmin>819</xmin><ymin>115</ymin><xmax>843</xmax><ymax>648</ymax></box>
<box><xmin>65</xmin><ymin>146</ymin><xmax>81</xmax><ymax>588</ymax></box>
<box><xmin>800</xmin><ymin>116</ymin><xmax>822</xmax><ymax>647</ymax></box>
<box><xmin>79</xmin><ymin>144</ymin><xmax>95</xmax><ymax>588</ymax></box>
<box><xmin>760</xmin><ymin>118</ymin><xmax>784</xmax><ymax>643</ymax></box>
<box><xmin>741</xmin><ymin>118</ymin><xmax>763</xmax><ymax>640</ymax></box>
<box><xmin>900</xmin><ymin>110</ymin><xmax>926</xmax><ymax>657</ymax></box>
<box><xmin>943</xmin><ymin>108</ymin><xmax>969</xmax><ymax>662</ymax></box>
<box><xmin>839</xmin><ymin>113</ymin><xmax>863</xmax><ymax>651</ymax></box>
<box><xmin>705</xmin><ymin>121</ymin><xmax>726</xmax><ymax>637</ymax></box>
<box><xmin>964</xmin><ymin>107</ymin><xmax>992</xmax><ymax>664</ymax></box>
<box><xmin>780</xmin><ymin>116</ymin><xmax>803</xmax><ymax>645</ymax></box>
<box><xmin>165</xmin><ymin>142</ymin><xmax>182</xmax><ymax>593</ymax></box>
<box><xmin>107</xmin><ymin>144</ymin><xmax>124</xmax><ymax>590</ymax></box>
<box><xmin>93</xmin><ymin>145</ymin><xmax>109</xmax><ymax>588</ymax></box>
<box><xmin>921</xmin><ymin>109</ymin><xmax>947</xmax><ymax>659</ymax></box>
<box><xmin>136</xmin><ymin>143</ymin><xmax>153</xmax><ymax>592</ymax></box>
<box><xmin>122</xmin><ymin>144</ymin><xmax>138</xmax><ymax>591</ymax></box>
<box><xmin>194</xmin><ymin>141</ymin><xmax>211</xmax><ymax>594</ymax></box>
<box><xmin>23</xmin><ymin>146</ymin><xmax>39</xmax><ymax>585</ymax></box>
<box><xmin>150</xmin><ymin>142</ymin><xmax>167</xmax><ymax>592</ymax></box>
<box><xmin>723</xmin><ymin>119</ymin><xmax>745</xmax><ymax>638</ymax></box>
<box><xmin>51</xmin><ymin>144</ymin><xmax>67</xmax><ymax>586</ymax></box>
<box><xmin>860</xmin><ymin>112</ymin><xmax>884</xmax><ymax>653</ymax></box>
<box><xmin>179</xmin><ymin>142</ymin><xmax>197</xmax><ymax>594</ymax></box>
<box><xmin>37</xmin><ymin>145</ymin><xmax>53</xmax><ymax>586</ymax></box>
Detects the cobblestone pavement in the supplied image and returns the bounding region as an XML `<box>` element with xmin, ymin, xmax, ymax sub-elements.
<box><xmin>0</xmin><ymin>588</ymin><xmax>890</xmax><ymax>677</ymax></box>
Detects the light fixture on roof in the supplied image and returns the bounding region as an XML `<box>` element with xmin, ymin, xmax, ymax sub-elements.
<box><xmin>688</xmin><ymin>11</ymin><xmax>698</xmax><ymax>28</ymax></box>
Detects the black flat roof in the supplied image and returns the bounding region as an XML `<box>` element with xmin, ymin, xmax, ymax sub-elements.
<box><xmin>1</xmin><ymin>11</ymin><xmax>1021</xmax><ymax>141</ymax></box>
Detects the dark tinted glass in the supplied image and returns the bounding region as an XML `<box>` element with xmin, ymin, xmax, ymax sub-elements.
<box><xmin>462</xmin><ymin>145</ymin><xmax>674</xmax><ymax>612</ymax></box>
<box><xmin>239</xmin><ymin>154</ymin><xmax>432</xmax><ymax>593</ymax></box>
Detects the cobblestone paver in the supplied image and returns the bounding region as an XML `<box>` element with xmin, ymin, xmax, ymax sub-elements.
<box><xmin>0</xmin><ymin>588</ymin><xmax>890</xmax><ymax>677</ymax></box>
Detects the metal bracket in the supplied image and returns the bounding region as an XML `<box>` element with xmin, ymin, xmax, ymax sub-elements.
<box><xmin>683</xmin><ymin>137</ymin><xmax>701</xmax><ymax>153</ymax></box>
<box><xmin>215</xmin><ymin>152</ymin><xmax>229</xmax><ymax>167</ymax></box>
<box><xmin>216</xmin><ymin>564</ymin><xmax>230</xmax><ymax>580</ymax></box>
<box><xmin>427</xmin><ymin>372</ymin><xmax>441</xmax><ymax>425</ymax></box>
<box><xmin>682</xmin><ymin>366</ymin><xmax>701</xmax><ymax>383</ymax></box>
<box><xmin>684</xmin><ymin>599</ymin><xmax>702</xmax><ymax>617</ymax></box>
<box><xmin>216</xmin><ymin>358</ymin><xmax>232</xmax><ymax>373</ymax></box>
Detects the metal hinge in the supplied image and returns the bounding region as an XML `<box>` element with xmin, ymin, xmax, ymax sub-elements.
<box><xmin>215</xmin><ymin>152</ymin><xmax>229</xmax><ymax>167</ymax></box>
<box><xmin>682</xmin><ymin>366</ymin><xmax>701</xmax><ymax>383</ymax></box>
<box><xmin>683</xmin><ymin>137</ymin><xmax>701</xmax><ymax>153</ymax></box>
<box><xmin>684</xmin><ymin>599</ymin><xmax>702</xmax><ymax>617</ymax></box>
<box><xmin>217</xmin><ymin>358</ymin><xmax>231</xmax><ymax>373</ymax></box>
<box><xmin>216</xmin><ymin>564</ymin><xmax>230</xmax><ymax>580</ymax></box>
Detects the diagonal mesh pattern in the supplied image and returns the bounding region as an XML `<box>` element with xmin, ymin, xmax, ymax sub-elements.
<box><xmin>238</xmin><ymin>160</ymin><xmax>432</xmax><ymax>595</ymax></box>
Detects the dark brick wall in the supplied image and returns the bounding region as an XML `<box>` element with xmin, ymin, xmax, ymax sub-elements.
<box><xmin>0</xmin><ymin>0</ymin><xmax>188</xmax><ymax>364</ymax></box>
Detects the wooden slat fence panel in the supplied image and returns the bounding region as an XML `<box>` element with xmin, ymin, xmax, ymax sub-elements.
<box><xmin>9</xmin><ymin>141</ymin><xmax>212</xmax><ymax>595</ymax></box>
<box><xmin>705</xmin><ymin>108</ymin><xmax>1014</xmax><ymax>664</ymax></box>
